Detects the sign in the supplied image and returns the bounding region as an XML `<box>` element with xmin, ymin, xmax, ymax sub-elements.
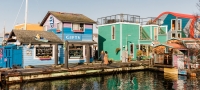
<box><xmin>49</xmin><ymin>16</ymin><xmax>54</xmax><ymax>28</ymax></box>
<box><xmin>65</xmin><ymin>35</ymin><xmax>82</xmax><ymax>41</ymax></box>
<box><xmin>26</xmin><ymin>50</ymin><xmax>32</xmax><ymax>56</ymax></box>
<box><xmin>0</xmin><ymin>48</ymin><xmax>2</xmax><ymax>58</ymax></box>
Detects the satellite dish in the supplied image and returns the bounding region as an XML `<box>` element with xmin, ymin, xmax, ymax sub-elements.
<box><xmin>160</xmin><ymin>20</ymin><xmax>163</xmax><ymax>25</ymax></box>
<box><xmin>27</xmin><ymin>43</ymin><xmax>31</xmax><ymax>49</ymax></box>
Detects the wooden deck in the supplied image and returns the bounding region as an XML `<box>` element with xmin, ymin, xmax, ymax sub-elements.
<box><xmin>0</xmin><ymin>61</ymin><xmax>150</xmax><ymax>84</ymax></box>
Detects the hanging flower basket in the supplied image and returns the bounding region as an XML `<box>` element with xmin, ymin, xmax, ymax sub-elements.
<box><xmin>115</xmin><ymin>48</ymin><xmax>121</xmax><ymax>54</ymax></box>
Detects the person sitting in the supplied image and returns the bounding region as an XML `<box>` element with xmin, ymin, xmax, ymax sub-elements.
<box><xmin>36</xmin><ymin>34</ymin><xmax>40</xmax><ymax>39</ymax></box>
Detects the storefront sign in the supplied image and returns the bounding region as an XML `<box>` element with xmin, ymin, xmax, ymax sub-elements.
<box><xmin>65</xmin><ymin>35</ymin><xmax>82</xmax><ymax>41</ymax></box>
<box><xmin>49</xmin><ymin>16</ymin><xmax>54</xmax><ymax>28</ymax></box>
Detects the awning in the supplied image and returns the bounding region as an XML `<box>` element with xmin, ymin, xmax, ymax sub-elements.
<box><xmin>67</xmin><ymin>41</ymin><xmax>97</xmax><ymax>44</ymax></box>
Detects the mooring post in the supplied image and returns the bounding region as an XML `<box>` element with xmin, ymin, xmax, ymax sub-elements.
<box><xmin>86</xmin><ymin>44</ymin><xmax>90</xmax><ymax>63</ymax></box>
<box><xmin>54</xmin><ymin>44</ymin><xmax>58</xmax><ymax>65</ymax></box>
<box><xmin>64</xmin><ymin>41</ymin><xmax>69</xmax><ymax>68</ymax></box>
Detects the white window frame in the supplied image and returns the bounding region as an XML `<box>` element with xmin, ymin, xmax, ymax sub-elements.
<box><xmin>57</xmin><ymin>23</ymin><xmax>60</xmax><ymax>30</ymax></box>
<box><xmin>72</xmin><ymin>23</ymin><xmax>85</xmax><ymax>32</ymax></box>
<box><xmin>177</xmin><ymin>33</ymin><xmax>182</xmax><ymax>38</ymax></box>
<box><xmin>154</xmin><ymin>27</ymin><xmax>158</xmax><ymax>40</ymax></box>
<box><xmin>171</xmin><ymin>19</ymin><xmax>182</xmax><ymax>31</ymax></box>
<box><xmin>33</xmin><ymin>45</ymin><xmax>55</xmax><ymax>60</ymax></box>
<box><xmin>111</xmin><ymin>25</ymin><xmax>115</xmax><ymax>40</ymax></box>
<box><xmin>171</xmin><ymin>33</ymin><xmax>176</xmax><ymax>38</ymax></box>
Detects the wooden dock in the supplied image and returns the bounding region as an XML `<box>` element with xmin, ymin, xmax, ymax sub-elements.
<box><xmin>0</xmin><ymin>61</ymin><xmax>151</xmax><ymax>84</ymax></box>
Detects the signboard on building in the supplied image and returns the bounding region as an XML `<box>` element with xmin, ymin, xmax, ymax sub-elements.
<box><xmin>65</xmin><ymin>35</ymin><xmax>82</xmax><ymax>41</ymax></box>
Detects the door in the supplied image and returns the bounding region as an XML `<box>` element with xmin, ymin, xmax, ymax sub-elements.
<box><xmin>4</xmin><ymin>48</ymin><xmax>12</xmax><ymax>68</ymax></box>
<box><xmin>13</xmin><ymin>49</ymin><xmax>22</xmax><ymax>67</ymax></box>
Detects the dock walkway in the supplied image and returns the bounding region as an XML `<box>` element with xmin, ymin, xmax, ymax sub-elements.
<box><xmin>0</xmin><ymin>60</ymin><xmax>150</xmax><ymax>84</ymax></box>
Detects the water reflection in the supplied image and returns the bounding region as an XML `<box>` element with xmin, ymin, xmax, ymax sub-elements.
<box><xmin>1</xmin><ymin>71</ymin><xmax>200</xmax><ymax>90</ymax></box>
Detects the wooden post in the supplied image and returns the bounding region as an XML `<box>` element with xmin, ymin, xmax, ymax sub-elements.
<box><xmin>86</xmin><ymin>44</ymin><xmax>90</xmax><ymax>63</ymax></box>
<box><xmin>54</xmin><ymin>44</ymin><xmax>58</xmax><ymax>65</ymax></box>
<box><xmin>64</xmin><ymin>41</ymin><xmax>69</xmax><ymax>68</ymax></box>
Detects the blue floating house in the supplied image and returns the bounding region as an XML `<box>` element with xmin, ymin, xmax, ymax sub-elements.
<box><xmin>1</xmin><ymin>30</ymin><xmax>63</xmax><ymax>68</ymax></box>
<box><xmin>40</xmin><ymin>11</ymin><xmax>97</xmax><ymax>64</ymax></box>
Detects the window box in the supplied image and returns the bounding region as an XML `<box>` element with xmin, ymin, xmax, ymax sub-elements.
<box><xmin>72</xmin><ymin>23</ymin><xmax>84</xmax><ymax>32</ymax></box>
<box><xmin>56</xmin><ymin>30</ymin><xmax>61</xmax><ymax>33</ymax></box>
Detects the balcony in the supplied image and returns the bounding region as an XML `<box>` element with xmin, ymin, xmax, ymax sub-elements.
<box><xmin>97</xmin><ymin>14</ymin><xmax>140</xmax><ymax>25</ymax></box>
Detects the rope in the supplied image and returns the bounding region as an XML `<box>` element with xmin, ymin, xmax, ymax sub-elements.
<box><xmin>12</xmin><ymin>0</ymin><xmax>25</xmax><ymax>28</ymax></box>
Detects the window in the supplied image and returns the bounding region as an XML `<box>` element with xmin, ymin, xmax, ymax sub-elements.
<box><xmin>130</xmin><ymin>44</ymin><xmax>134</xmax><ymax>58</ymax></box>
<box><xmin>35</xmin><ymin>46</ymin><xmax>53</xmax><ymax>59</ymax></box>
<box><xmin>171</xmin><ymin>19</ymin><xmax>181</xmax><ymax>30</ymax></box>
<box><xmin>172</xmin><ymin>33</ymin><xmax>175</xmax><ymax>38</ymax></box>
<box><xmin>177</xmin><ymin>33</ymin><xmax>181</xmax><ymax>38</ymax></box>
<box><xmin>72</xmin><ymin>23</ymin><xmax>84</xmax><ymax>32</ymax></box>
<box><xmin>69</xmin><ymin>45</ymin><xmax>83</xmax><ymax>59</ymax></box>
<box><xmin>111</xmin><ymin>25</ymin><xmax>115</xmax><ymax>40</ymax></box>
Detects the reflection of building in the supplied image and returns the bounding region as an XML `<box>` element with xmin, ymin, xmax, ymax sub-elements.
<box><xmin>14</xmin><ymin>23</ymin><xmax>43</xmax><ymax>31</ymax></box>
<box><xmin>40</xmin><ymin>11</ymin><xmax>96</xmax><ymax>63</ymax></box>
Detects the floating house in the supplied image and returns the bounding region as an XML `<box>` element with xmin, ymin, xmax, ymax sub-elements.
<box><xmin>0</xmin><ymin>30</ymin><xmax>63</xmax><ymax>68</ymax></box>
<box><xmin>40</xmin><ymin>11</ymin><xmax>97</xmax><ymax>63</ymax></box>
<box><xmin>97</xmin><ymin>14</ymin><xmax>168</xmax><ymax>61</ymax></box>
<box><xmin>153</xmin><ymin>11</ymin><xmax>200</xmax><ymax>39</ymax></box>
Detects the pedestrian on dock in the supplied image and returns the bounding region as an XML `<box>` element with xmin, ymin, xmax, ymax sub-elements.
<box><xmin>99</xmin><ymin>50</ymin><xmax>105</xmax><ymax>65</ymax></box>
<box><xmin>104</xmin><ymin>51</ymin><xmax>109</xmax><ymax>65</ymax></box>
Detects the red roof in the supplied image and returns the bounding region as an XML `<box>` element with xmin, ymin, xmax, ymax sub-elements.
<box><xmin>167</xmin><ymin>43</ymin><xmax>187</xmax><ymax>49</ymax></box>
<box><xmin>154</xmin><ymin>11</ymin><xmax>200</xmax><ymax>38</ymax></box>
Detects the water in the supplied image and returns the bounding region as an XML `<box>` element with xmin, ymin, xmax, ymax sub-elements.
<box><xmin>1</xmin><ymin>71</ymin><xmax>200</xmax><ymax>90</ymax></box>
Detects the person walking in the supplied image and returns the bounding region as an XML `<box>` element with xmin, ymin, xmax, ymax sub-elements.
<box><xmin>104</xmin><ymin>51</ymin><xmax>109</xmax><ymax>65</ymax></box>
<box><xmin>99</xmin><ymin>51</ymin><xmax>105</xmax><ymax>65</ymax></box>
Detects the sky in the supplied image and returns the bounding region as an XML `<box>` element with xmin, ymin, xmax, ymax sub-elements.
<box><xmin>0</xmin><ymin>0</ymin><xmax>199</xmax><ymax>33</ymax></box>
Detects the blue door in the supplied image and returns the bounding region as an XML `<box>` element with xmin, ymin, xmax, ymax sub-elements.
<box><xmin>4</xmin><ymin>48</ymin><xmax>12</xmax><ymax>68</ymax></box>
<box><xmin>13</xmin><ymin>49</ymin><xmax>22</xmax><ymax>67</ymax></box>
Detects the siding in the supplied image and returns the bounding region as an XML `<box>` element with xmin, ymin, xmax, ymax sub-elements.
<box><xmin>23</xmin><ymin>45</ymin><xmax>54</xmax><ymax>68</ymax></box>
<box><xmin>98</xmin><ymin>24</ymin><xmax>121</xmax><ymax>61</ymax></box>
<box><xmin>122</xmin><ymin>24</ymin><xmax>140</xmax><ymax>60</ymax></box>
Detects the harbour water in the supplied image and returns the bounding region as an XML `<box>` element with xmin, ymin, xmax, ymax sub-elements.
<box><xmin>1</xmin><ymin>71</ymin><xmax>199</xmax><ymax>90</ymax></box>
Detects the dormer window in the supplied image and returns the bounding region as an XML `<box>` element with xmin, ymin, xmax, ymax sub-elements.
<box><xmin>72</xmin><ymin>23</ymin><xmax>84</xmax><ymax>32</ymax></box>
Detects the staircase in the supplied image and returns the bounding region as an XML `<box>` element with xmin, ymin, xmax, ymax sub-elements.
<box><xmin>140</xmin><ymin>28</ymin><xmax>151</xmax><ymax>40</ymax></box>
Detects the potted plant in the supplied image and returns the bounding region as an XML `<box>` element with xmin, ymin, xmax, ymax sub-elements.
<box><xmin>137</xmin><ymin>50</ymin><xmax>143</xmax><ymax>60</ymax></box>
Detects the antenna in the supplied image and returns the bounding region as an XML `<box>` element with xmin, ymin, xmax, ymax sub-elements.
<box><xmin>24</xmin><ymin>0</ymin><xmax>28</xmax><ymax>30</ymax></box>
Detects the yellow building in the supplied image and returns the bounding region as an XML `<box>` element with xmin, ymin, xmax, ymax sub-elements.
<box><xmin>14</xmin><ymin>23</ymin><xmax>43</xmax><ymax>31</ymax></box>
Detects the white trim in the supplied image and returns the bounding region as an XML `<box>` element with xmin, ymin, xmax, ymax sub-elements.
<box><xmin>33</xmin><ymin>45</ymin><xmax>55</xmax><ymax>60</ymax></box>
<box><xmin>120</xmin><ymin>23</ymin><xmax>122</xmax><ymax>60</ymax></box>
<box><xmin>142</xmin><ymin>25</ymin><xmax>159</xmax><ymax>27</ymax></box>
<box><xmin>150</xmin><ymin>26</ymin><xmax>152</xmax><ymax>39</ymax></box>
<box><xmin>171</xmin><ymin>19</ymin><xmax>182</xmax><ymax>31</ymax></box>
<box><xmin>111</xmin><ymin>25</ymin><xmax>115</xmax><ymax>40</ymax></box>
<box><xmin>177</xmin><ymin>33</ymin><xmax>182</xmax><ymax>38</ymax></box>
<box><xmin>171</xmin><ymin>33</ymin><xmax>176</xmax><ymax>38</ymax></box>
<box><xmin>154</xmin><ymin>27</ymin><xmax>158</xmax><ymax>40</ymax></box>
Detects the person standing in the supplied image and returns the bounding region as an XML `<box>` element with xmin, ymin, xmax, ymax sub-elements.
<box><xmin>99</xmin><ymin>51</ymin><xmax>105</xmax><ymax>65</ymax></box>
<box><xmin>104</xmin><ymin>51</ymin><xmax>109</xmax><ymax>65</ymax></box>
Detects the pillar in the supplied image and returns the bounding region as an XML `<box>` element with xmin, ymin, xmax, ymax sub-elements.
<box><xmin>54</xmin><ymin>44</ymin><xmax>58</xmax><ymax>65</ymax></box>
<box><xmin>64</xmin><ymin>41</ymin><xmax>69</xmax><ymax>68</ymax></box>
<box><xmin>86</xmin><ymin>44</ymin><xmax>90</xmax><ymax>63</ymax></box>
